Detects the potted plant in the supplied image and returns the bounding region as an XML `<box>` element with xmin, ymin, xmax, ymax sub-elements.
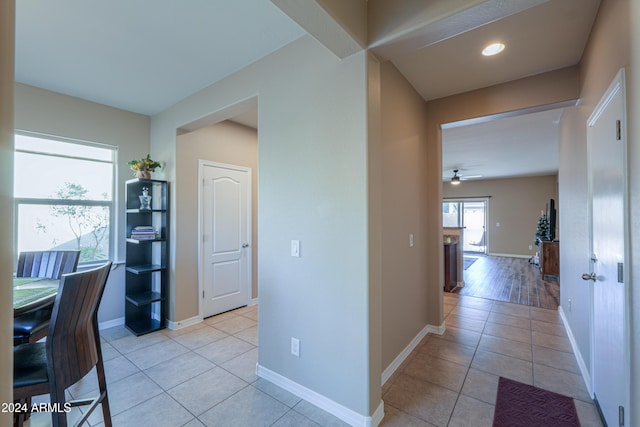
<box><xmin>128</xmin><ymin>154</ymin><xmax>161</xmax><ymax>179</ymax></box>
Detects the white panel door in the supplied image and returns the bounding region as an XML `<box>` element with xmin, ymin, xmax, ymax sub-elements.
<box><xmin>586</xmin><ymin>70</ymin><xmax>627</xmax><ymax>426</ymax></box>
<box><xmin>201</xmin><ymin>163</ymin><xmax>250</xmax><ymax>318</ymax></box>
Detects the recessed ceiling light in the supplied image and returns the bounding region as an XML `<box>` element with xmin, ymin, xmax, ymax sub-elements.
<box><xmin>482</xmin><ymin>43</ymin><xmax>505</xmax><ymax>56</ymax></box>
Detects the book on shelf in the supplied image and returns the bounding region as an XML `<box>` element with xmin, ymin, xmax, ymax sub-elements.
<box><xmin>130</xmin><ymin>225</ymin><xmax>157</xmax><ymax>240</ymax></box>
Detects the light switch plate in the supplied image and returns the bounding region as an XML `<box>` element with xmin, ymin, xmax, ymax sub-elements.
<box><xmin>291</xmin><ymin>240</ymin><xmax>300</xmax><ymax>257</ymax></box>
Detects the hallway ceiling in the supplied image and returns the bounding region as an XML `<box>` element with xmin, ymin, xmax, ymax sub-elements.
<box><xmin>15</xmin><ymin>0</ymin><xmax>601</xmax><ymax>180</ymax></box>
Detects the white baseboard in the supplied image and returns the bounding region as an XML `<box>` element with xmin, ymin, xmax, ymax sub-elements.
<box><xmin>381</xmin><ymin>322</ymin><xmax>445</xmax><ymax>385</ymax></box>
<box><xmin>487</xmin><ymin>252</ymin><xmax>531</xmax><ymax>259</ymax></box>
<box><xmin>98</xmin><ymin>317</ymin><xmax>124</xmax><ymax>330</ymax></box>
<box><xmin>256</xmin><ymin>365</ymin><xmax>383</xmax><ymax>427</ymax></box>
<box><xmin>250</xmin><ymin>297</ymin><xmax>259</xmax><ymax>306</ymax></box>
<box><xmin>558</xmin><ymin>305</ymin><xmax>593</xmax><ymax>397</ymax></box>
<box><xmin>167</xmin><ymin>315</ymin><xmax>202</xmax><ymax>331</ymax></box>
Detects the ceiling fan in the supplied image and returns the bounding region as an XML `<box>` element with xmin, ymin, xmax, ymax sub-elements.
<box><xmin>450</xmin><ymin>169</ymin><xmax>482</xmax><ymax>185</ymax></box>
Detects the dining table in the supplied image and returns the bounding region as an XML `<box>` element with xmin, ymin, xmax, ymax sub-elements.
<box><xmin>13</xmin><ymin>277</ymin><xmax>60</xmax><ymax>317</ymax></box>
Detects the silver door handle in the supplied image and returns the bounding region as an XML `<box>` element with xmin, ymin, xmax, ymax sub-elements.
<box><xmin>242</xmin><ymin>243</ymin><xmax>249</xmax><ymax>248</ymax></box>
<box><xmin>581</xmin><ymin>272</ymin><xmax>597</xmax><ymax>281</ymax></box>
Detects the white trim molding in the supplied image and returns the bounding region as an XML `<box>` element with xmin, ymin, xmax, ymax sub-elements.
<box><xmin>381</xmin><ymin>322</ymin><xmax>445</xmax><ymax>385</ymax></box>
<box><xmin>559</xmin><ymin>305</ymin><xmax>592</xmax><ymax>397</ymax></box>
<box><xmin>98</xmin><ymin>317</ymin><xmax>124</xmax><ymax>331</ymax></box>
<box><xmin>167</xmin><ymin>315</ymin><xmax>202</xmax><ymax>331</ymax></box>
<box><xmin>256</xmin><ymin>365</ymin><xmax>383</xmax><ymax>427</ymax></box>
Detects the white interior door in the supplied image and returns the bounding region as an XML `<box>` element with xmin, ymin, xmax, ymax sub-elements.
<box><xmin>586</xmin><ymin>69</ymin><xmax>627</xmax><ymax>426</ymax></box>
<box><xmin>200</xmin><ymin>162</ymin><xmax>251</xmax><ymax>318</ymax></box>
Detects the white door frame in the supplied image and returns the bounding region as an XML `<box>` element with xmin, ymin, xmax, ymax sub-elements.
<box><xmin>197</xmin><ymin>159</ymin><xmax>252</xmax><ymax>319</ymax></box>
<box><xmin>586</xmin><ymin>68</ymin><xmax>630</xmax><ymax>423</ymax></box>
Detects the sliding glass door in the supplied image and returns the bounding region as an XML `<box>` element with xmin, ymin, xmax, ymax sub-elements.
<box><xmin>443</xmin><ymin>199</ymin><xmax>487</xmax><ymax>253</ymax></box>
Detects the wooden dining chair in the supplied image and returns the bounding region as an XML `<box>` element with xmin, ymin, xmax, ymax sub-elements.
<box><xmin>13</xmin><ymin>262</ymin><xmax>112</xmax><ymax>427</ymax></box>
<box><xmin>14</xmin><ymin>250</ymin><xmax>80</xmax><ymax>346</ymax></box>
<box><xmin>16</xmin><ymin>250</ymin><xmax>81</xmax><ymax>280</ymax></box>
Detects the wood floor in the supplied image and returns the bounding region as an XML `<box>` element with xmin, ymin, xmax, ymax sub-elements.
<box><xmin>453</xmin><ymin>254</ymin><xmax>560</xmax><ymax>309</ymax></box>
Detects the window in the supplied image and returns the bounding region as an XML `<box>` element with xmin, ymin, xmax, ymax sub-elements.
<box><xmin>14</xmin><ymin>132</ymin><xmax>117</xmax><ymax>264</ymax></box>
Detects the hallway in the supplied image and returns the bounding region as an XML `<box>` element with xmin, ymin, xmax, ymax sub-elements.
<box><xmin>380</xmin><ymin>292</ymin><xmax>602</xmax><ymax>426</ymax></box>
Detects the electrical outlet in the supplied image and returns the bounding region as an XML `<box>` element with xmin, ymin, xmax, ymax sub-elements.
<box><xmin>529</xmin><ymin>245</ymin><xmax>533</xmax><ymax>250</ymax></box>
<box><xmin>409</xmin><ymin>234</ymin><xmax>414</xmax><ymax>247</ymax></box>
<box><xmin>568</xmin><ymin>299</ymin><xmax>572</xmax><ymax>312</ymax></box>
<box><xmin>291</xmin><ymin>337</ymin><xmax>300</xmax><ymax>357</ymax></box>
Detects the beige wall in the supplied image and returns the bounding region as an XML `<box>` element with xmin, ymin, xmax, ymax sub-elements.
<box><xmin>424</xmin><ymin>67</ymin><xmax>580</xmax><ymax>326</ymax></box>
<box><xmin>379</xmin><ymin>61</ymin><xmax>431</xmax><ymax>370</ymax></box>
<box><xmin>152</xmin><ymin>35</ymin><xmax>379</xmax><ymax>417</ymax></box>
<box><xmin>443</xmin><ymin>175</ymin><xmax>558</xmax><ymax>257</ymax></box>
<box><xmin>0</xmin><ymin>0</ymin><xmax>14</xmax><ymax>416</ymax></box>
<box><xmin>175</xmin><ymin>121</ymin><xmax>259</xmax><ymax>309</ymax></box>
<box><xmin>558</xmin><ymin>0</ymin><xmax>637</xmax><ymax>418</ymax></box>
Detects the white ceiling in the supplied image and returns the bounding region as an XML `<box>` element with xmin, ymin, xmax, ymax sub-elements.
<box><xmin>442</xmin><ymin>108</ymin><xmax>565</xmax><ymax>181</ymax></box>
<box><xmin>15</xmin><ymin>0</ymin><xmax>305</xmax><ymax>115</ymax></box>
<box><xmin>14</xmin><ymin>0</ymin><xmax>602</xmax><ymax>181</ymax></box>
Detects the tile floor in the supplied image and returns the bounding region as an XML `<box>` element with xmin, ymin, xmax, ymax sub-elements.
<box><xmin>380</xmin><ymin>293</ymin><xmax>604</xmax><ymax>427</ymax></box>
<box><xmin>26</xmin><ymin>294</ymin><xmax>604</xmax><ymax>427</ymax></box>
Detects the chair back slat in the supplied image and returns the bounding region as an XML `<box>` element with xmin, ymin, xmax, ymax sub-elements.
<box><xmin>46</xmin><ymin>263</ymin><xmax>111</xmax><ymax>390</ymax></box>
<box><xmin>17</xmin><ymin>251</ymin><xmax>80</xmax><ymax>279</ymax></box>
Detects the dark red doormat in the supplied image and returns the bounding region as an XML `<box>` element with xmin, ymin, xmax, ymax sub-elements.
<box><xmin>493</xmin><ymin>377</ymin><xmax>580</xmax><ymax>426</ymax></box>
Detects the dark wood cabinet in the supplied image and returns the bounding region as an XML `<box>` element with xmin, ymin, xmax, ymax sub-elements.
<box><xmin>539</xmin><ymin>240</ymin><xmax>559</xmax><ymax>277</ymax></box>
<box><xmin>444</xmin><ymin>238</ymin><xmax>459</xmax><ymax>292</ymax></box>
<box><xmin>125</xmin><ymin>179</ymin><xmax>168</xmax><ymax>336</ymax></box>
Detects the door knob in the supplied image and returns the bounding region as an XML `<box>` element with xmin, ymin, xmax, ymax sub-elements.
<box><xmin>581</xmin><ymin>272</ymin><xmax>597</xmax><ymax>281</ymax></box>
<box><xmin>242</xmin><ymin>243</ymin><xmax>249</xmax><ymax>248</ymax></box>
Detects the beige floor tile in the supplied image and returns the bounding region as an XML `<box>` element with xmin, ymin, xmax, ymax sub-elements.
<box><xmin>383</xmin><ymin>374</ymin><xmax>458</xmax><ymax>427</ymax></box>
<box><xmin>533</xmin><ymin>345</ymin><xmax>580</xmax><ymax>373</ymax></box>
<box><xmin>530</xmin><ymin>306</ymin><xmax>562</xmax><ymax>324</ymax></box>
<box><xmin>198</xmin><ymin>386</ymin><xmax>289</xmax><ymax>427</ymax></box>
<box><xmin>574</xmin><ymin>399</ymin><xmax>605</xmax><ymax>427</ymax></box>
<box><xmin>272</xmin><ymin>409</ymin><xmax>323</xmax><ymax>427</ymax></box>
<box><xmin>109</xmin><ymin>392</ymin><xmax>195</xmax><ymax>427</ymax></box>
<box><xmin>444</xmin><ymin>313</ymin><xmax>486</xmax><ymax>333</ymax></box>
<box><xmin>457</xmin><ymin>295</ymin><xmax>494</xmax><ymax>311</ymax></box>
<box><xmin>531</xmin><ymin>318</ymin><xmax>567</xmax><ymax>337</ymax></box>
<box><xmin>235</xmin><ymin>324</ymin><xmax>259</xmax><ymax>345</ymax></box>
<box><xmin>491</xmin><ymin>302</ymin><xmax>531</xmax><ymax>318</ymax></box>
<box><xmin>379</xmin><ymin>405</ymin><xmax>437</xmax><ymax>427</ymax></box>
<box><xmin>167</xmin><ymin>367</ymin><xmax>247</xmax><ymax>416</ymax></box>
<box><xmin>203</xmin><ymin>310</ymin><xmax>240</xmax><ymax>325</ymax></box>
<box><xmin>253</xmin><ymin>378</ymin><xmax>302</xmax><ymax>408</ymax></box>
<box><xmin>143</xmin><ymin>351</ymin><xmax>216</xmax><ymax>390</ymax></box>
<box><xmin>403</xmin><ymin>352</ymin><xmax>469</xmax><ymax>392</ymax></box>
<box><xmin>439</xmin><ymin>326</ymin><xmax>482</xmax><ymax>348</ymax></box>
<box><xmin>220</xmin><ymin>347</ymin><xmax>259</xmax><ymax>383</ymax></box>
<box><xmin>533</xmin><ymin>363</ymin><xmax>592</xmax><ymax>402</ymax></box>
<box><xmin>450</xmin><ymin>305</ymin><xmax>491</xmax><ymax>321</ymax></box>
<box><xmin>213</xmin><ymin>315</ymin><xmax>258</xmax><ymax>335</ymax></box>
<box><xmin>419</xmin><ymin>335</ymin><xmax>476</xmax><ymax>367</ymax></box>
<box><xmin>483</xmin><ymin>322</ymin><xmax>532</xmax><ymax>344</ymax></box>
<box><xmin>478</xmin><ymin>334</ymin><xmax>532</xmax><ymax>362</ymax></box>
<box><xmin>195</xmin><ymin>335</ymin><xmax>255</xmax><ymax>365</ymax></box>
<box><xmin>68</xmin><ymin>355</ymin><xmax>139</xmax><ymax>399</ymax></box>
<box><xmin>460</xmin><ymin>368</ymin><xmax>499</xmax><ymax>405</ymax></box>
<box><xmin>532</xmin><ymin>330</ymin><xmax>572</xmax><ymax>353</ymax></box>
<box><xmin>448</xmin><ymin>395</ymin><xmax>495</xmax><ymax>427</ymax></box>
<box><xmin>84</xmin><ymin>371</ymin><xmax>163</xmax><ymax>424</ymax></box>
<box><xmin>160</xmin><ymin>321</ymin><xmax>207</xmax><ymax>338</ymax></box>
<box><xmin>293</xmin><ymin>400</ymin><xmax>352</xmax><ymax>427</ymax></box>
<box><xmin>487</xmin><ymin>312</ymin><xmax>531</xmax><ymax>330</ymax></box>
<box><xmin>125</xmin><ymin>339</ymin><xmax>190</xmax><ymax>370</ymax></box>
<box><xmin>109</xmin><ymin>330</ymin><xmax>169</xmax><ymax>354</ymax></box>
<box><xmin>171</xmin><ymin>325</ymin><xmax>229</xmax><ymax>350</ymax></box>
<box><xmin>99</xmin><ymin>340</ymin><xmax>121</xmax><ymax>362</ymax></box>
<box><xmin>471</xmin><ymin>349</ymin><xmax>533</xmax><ymax>385</ymax></box>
